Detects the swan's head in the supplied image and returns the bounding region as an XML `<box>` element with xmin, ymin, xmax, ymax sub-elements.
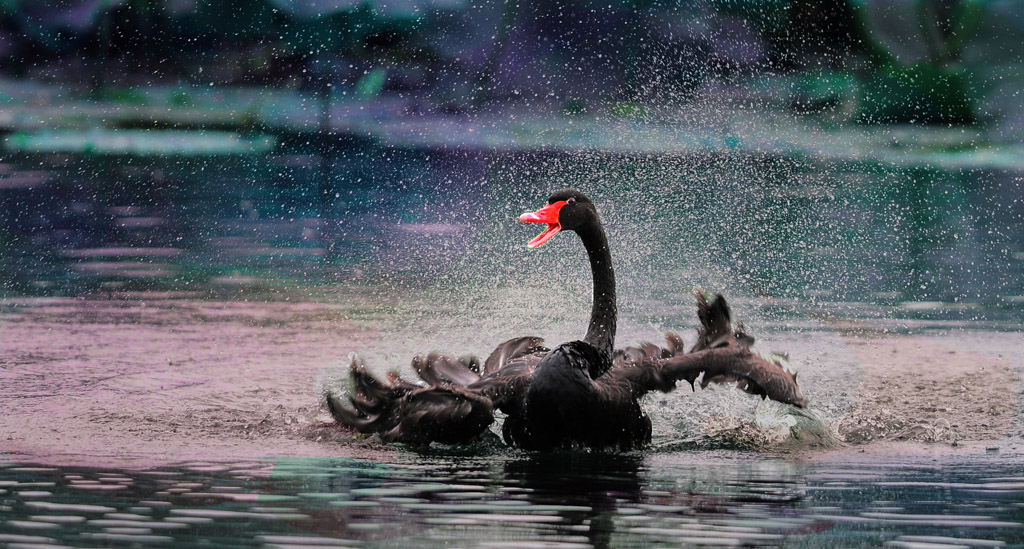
<box><xmin>519</xmin><ymin>189</ymin><xmax>598</xmax><ymax>248</ymax></box>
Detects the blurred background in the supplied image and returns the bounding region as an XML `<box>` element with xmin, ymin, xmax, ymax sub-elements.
<box><xmin>0</xmin><ymin>0</ymin><xmax>1022</xmax><ymax>329</ymax></box>
<box><xmin>2</xmin><ymin>0</ymin><xmax>1022</xmax><ymax>128</ymax></box>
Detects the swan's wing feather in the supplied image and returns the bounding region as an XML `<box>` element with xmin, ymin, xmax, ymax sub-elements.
<box><xmin>733</xmin><ymin>323</ymin><xmax>755</xmax><ymax>350</ymax></box>
<box><xmin>469</xmin><ymin>352</ymin><xmax>543</xmax><ymax>409</ymax></box>
<box><xmin>414</xmin><ymin>353</ymin><xmax>482</xmax><ymax>387</ymax></box>
<box><xmin>664</xmin><ymin>332</ymin><xmax>686</xmax><ymax>357</ymax></box>
<box><xmin>385</xmin><ymin>370</ymin><xmax>422</xmax><ymax>391</ymax></box>
<box><xmin>657</xmin><ymin>347</ymin><xmax>807</xmax><ymax>407</ymax></box>
<box><xmin>325</xmin><ymin>357</ymin><xmax>495</xmax><ymax>445</ymax></box>
<box><xmin>618</xmin><ymin>294</ymin><xmax>806</xmax><ymax>407</ymax></box>
<box><xmin>323</xmin><ymin>357</ymin><xmax>408</xmax><ymax>435</ymax></box>
<box><xmin>324</xmin><ymin>389</ymin><xmax>383</xmax><ymax>431</ymax></box>
<box><xmin>639</xmin><ymin>342</ymin><xmax>663</xmax><ymax>360</ymax></box>
<box><xmin>613</xmin><ymin>332</ymin><xmax>685</xmax><ymax>369</ymax></box>
<box><xmin>379</xmin><ymin>386</ymin><xmax>495</xmax><ymax>445</ymax></box>
<box><xmin>691</xmin><ymin>293</ymin><xmax>735</xmax><ymax>352</ymax></box>
<box><xmin>482</xmin><ymin>336</ymin><xmax>547</xmax><ymax>375</ymax></box>
<box><xmin>613</xmin><ymin>346</ymin><xmax>645</xmax><ymax>369</ymax></box>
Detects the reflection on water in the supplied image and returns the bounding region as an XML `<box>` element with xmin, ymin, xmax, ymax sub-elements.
<box><xmin>1</xmin><ymin>142</ymin><xmax>1022</xmax><ymax>326</ymax></box>
<box><xmin>1</xmin><ymin>452</ymin><xmax>1022</xmax><ymax>547</ymax></box>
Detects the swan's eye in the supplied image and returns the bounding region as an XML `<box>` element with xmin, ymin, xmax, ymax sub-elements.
<box><xmin>567</xmin><ymin>197</ymin><xmax>576</xmax><ymax>205</ymax></box>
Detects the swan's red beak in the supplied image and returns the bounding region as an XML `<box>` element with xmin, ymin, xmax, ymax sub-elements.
<box><xmin>520</xmin><ymin>200</ymin><xmax>567</xmax><ymax>248</ymax></box>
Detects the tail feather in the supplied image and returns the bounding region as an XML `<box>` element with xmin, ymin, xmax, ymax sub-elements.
<box><xmin>378</xmin><ymin>386</ymin><xmax>495</xmax><ymax>445</ymax></box>
<box><xmin>326</xmin><ymin>354</ymin><xmax>497</xmax><ymax>445</ymax></box>
<box><xmin>323</xmin><ymin>387</ymin><xmax>390</xmax><ymax>433</ymax></box>
<box><xmin>323</xmin><ymin>356</ymin><xmax>409</xmax><ymax>435</ymax></box>
<box><xmin>386</xmin><ymin>370</ymin><xmax>421</xmax><ymax>391</ymax></box>
<box><xmin>351</xmin><ymin>360</ymin><xmax>394</xmax><ymax>402</ymax></box>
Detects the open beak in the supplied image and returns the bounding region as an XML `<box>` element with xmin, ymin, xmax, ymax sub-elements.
<box><xmin>519</xmin><ymin>200</ymin><xmax>567</xmax><ymax>248</ymax></box>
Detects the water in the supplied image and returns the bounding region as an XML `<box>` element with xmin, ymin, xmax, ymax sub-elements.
<box><xmin>2</xmin><ymin>139</ymin><xmax>1024</xmax><ymax>545</ymax></box>
<box><xmin>1</xmin><ymin>452</ymin><xmax>1023</xmax><ymax>547</ymax></box>
<box><xmin>2</xmin><ymin>143</ymin><xmax>1022</xmax><ymax>323</ymax></box>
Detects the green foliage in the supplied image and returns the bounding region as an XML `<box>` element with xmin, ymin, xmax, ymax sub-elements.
<box><xmin>170</xmin><ymin>89</ymin><xmax>194</xmax><ymax>107</ymax></box>
<box><xmin>103</xmin><ymin>87</ymin><xmax>147</xmax><ymax>105</ymax></box>
<box><xmin>856</xmin><ymin>64</ymin><xmax>975</xmax><ymax>124</ymax></box>
<box><xmin>354</xmin><ymin>67</ymin><xmax>388</xmax><ymax>100</ymax></box>
<box><xmin>608</xmin><ymin>102</ymin><xmax>650</xmax><ymax>119</ymax></box>
<box><xmin>561</xmin><ymin>98</ymin><xmax>588</xmax><ymax>116</ymax></box>
<box><xmin>847</xmin><ymin>0</ymin><xmax>986</xmax><ymax>124</ymax></box>
<box><xmin>797</xmin><ymin>71</ymin><xmax>855</xmax><ymax>104</ymax></box>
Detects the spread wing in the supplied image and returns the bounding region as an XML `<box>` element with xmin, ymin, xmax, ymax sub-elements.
<box><xmin>615</xmin><ymin>294</ymin><xmax>807</xmax><ymax>408</ymax></box>
<box><xmin>657</xmin><ymin>346</ymin><xmax>806</xmax><ymax>407</ymax></box>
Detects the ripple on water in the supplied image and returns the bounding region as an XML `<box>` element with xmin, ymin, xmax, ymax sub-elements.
<box><xmin>86</xmin><ymin>519</ymin><xmax>188</xmax><ymax>530</ymax></box>
<box><xmin>434</xmin><ymin>490</ymin><xmax>492</xmax><ymax>500</ymax></box>
<box><xmin>328</xmin><ymin>500</ymin><xmax>380</xmax><ymax>508</ymax></box>
<box><xmin>178</xmin><ymin>506</ymin><xmax>308</xmax><ymax>521</ymax></box>
<box><xmin>0</xmin><ymin>534</ymin><xmax>58</xmax><ymax>545</ymax></box>
<box><xmin>79</xmin><ymin>532</ymin><xmax>175</xmax><ymax>544</ymax></box>
<box><xmin>859</xmin><ymin>512</ymin><xmax>1023</xmax><ymax>528</ymax></box>
<box><xmin>104</xmin><ymin>512</ymin><xmax>152</xmax><ymax>520</ymax></box>
<box><xmin>23</xmin><ymin>502</ymin><xmax>117</xmax><ymax>514</ymax></box>
<box><xmin>103</xmin><ymin>527</ymin><xmax>155</xmax><ymax>535</ymax></box>
<box><xmin>477</xmin><ymin>543</ymin><xmax>591</xmax><ymax>549</ymax></box>
<box><xmin>28</xmin><ymin>515</ymin><xmax>88</xmax><ymax>524</ymax></box>
<box><xmin>297</xmin><ymin>492</ymin><xmax>345</xmax><ymax>500</ymax></box>
<box><xmin>890</xmin><ymin>535</ymin><xmax>1006</xmax><ymax>547</ymax></box>
<box><xmin>629</xmin><ymin>526</ymin><xmax>785</xmax><ymax>543</ymax></box>
<box><xmin>69</xmin><ymin>483</ymin><xmax>128</xmax><ymax>491</ymax></box>
<box><xmin>460</xmin><ymin>513</ymin><xmax>565</xmax><ymax>523</ymax></box>
<box><xmin>255</xmin><ymin>534</ymin><xmax>361</xmax><ymax>546</ymax></box>
<box><xmin>4</xmin><ymin>520</ymin><xmax>61</xmax><ymax>530</ymax></box>
<box><xmin>164</xmin><ymin>517</ymin><xmax>214</xmax><ymax>525</ymax></box>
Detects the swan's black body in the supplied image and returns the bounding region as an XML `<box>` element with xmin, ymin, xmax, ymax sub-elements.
<box><xmin>325</xmin><ymin>190</ymin><xmax>807</xmax><ymax>450</ymax></box>
<box><xmin>502</xmin><ymin>341</ymin><xmax>650</xmax><ymax>451</ymax></box>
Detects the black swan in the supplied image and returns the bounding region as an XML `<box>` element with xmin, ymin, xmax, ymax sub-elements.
<box><xmin>325</xmin><ymin>189</ymin><xmax>806</xmax><ymax>450</ymax></box>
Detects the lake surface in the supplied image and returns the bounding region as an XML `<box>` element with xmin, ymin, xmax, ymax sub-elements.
<box><xmin>2</xmin><ymin>451</ymin><xmax>1024</xmax><ymax>547</ymax></box>
<box><xmin>2</xmin><ymin>139</ymin><xmax>1022</xmax><ymax>324</ymax></box>
<box><xmin>2</xmin><ymin>137</ymin><xmax>1023</xmax><ymax>546</ymax></box>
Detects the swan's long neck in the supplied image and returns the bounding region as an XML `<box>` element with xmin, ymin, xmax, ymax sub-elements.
<box><xmin>578</xmin><ymin>218</ymin><xmax>616</xmax><ymax>373</ymax></box>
